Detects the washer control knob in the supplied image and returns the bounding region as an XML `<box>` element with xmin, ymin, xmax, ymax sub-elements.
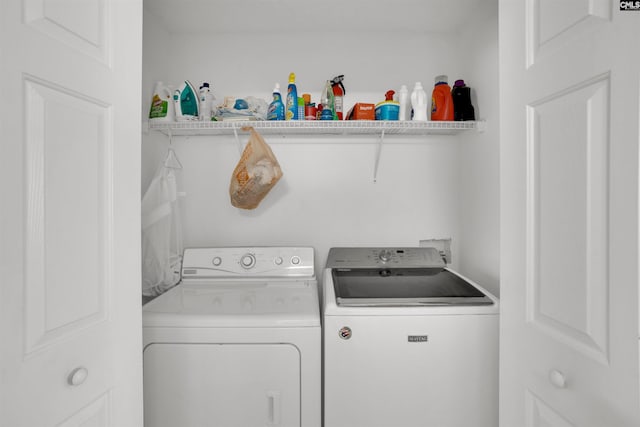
<box><xmin>379</xmin><ymin>249</ymin><xmax>393</xmax><ymax>263</ymax></box>
<box><xmin>274</xmin><ymin>256</ymin><xmax>284</xmax><ymax>265</ymax></box>
<box><xmin>291</xmin><ymin>256</ymin><xmax>301</xmax><ymax>265</ymax></box>
<box><xmin>211</xmin><ymin>256</ymin><xmax>222</xmax><ymax>266</ymax></box>
<box><xmin>240</xmin><ymin>253</ymin><xmax>256</xmax><ymax>269</ymax></box>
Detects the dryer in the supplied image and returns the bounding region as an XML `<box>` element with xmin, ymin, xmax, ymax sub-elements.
<box><xmin>323</xmin><ymin>247</ymin><xmax>499</xmax><ymax>427</ymax></box>
<box><xmin>143</xmin><ymin>247</ymin><xmax>321</xmax><ymax>427</ymax></box>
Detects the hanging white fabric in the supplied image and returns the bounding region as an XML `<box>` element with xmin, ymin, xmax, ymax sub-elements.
<box><xmin>141</xmin><ymin>149</ymin><xmax>184</xmax><ymax>296</ymax></box>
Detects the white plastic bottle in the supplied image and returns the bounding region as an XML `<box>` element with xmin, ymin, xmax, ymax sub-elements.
<box><xmin>148</xmin><ymin>81</ymin><xmax>175</xmax><ymax>122</ymax></box>
<box><xmin>411</xmin><ymin>82</ymin><xmax>428</xmax><ymax>121</ymax></box>
<box><xmin>398</xmin><ymin>85</ymin><xmax>410</xmax><ymax>121</ymax></box>
<box><xmin>199</xmin><ymin>82</ymin><xmax>215</xmax><ymax>121</ymax></box>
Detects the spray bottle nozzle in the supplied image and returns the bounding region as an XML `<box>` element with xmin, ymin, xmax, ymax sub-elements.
<box><xmin>385</xmin><ymin>90</ymin><xmax>395</xmax><ymax>101</ymax></box>
<box><xmin>331</xmin><ymin>75</ymin><xmax>346</xmax><ymax>94</ymax></box>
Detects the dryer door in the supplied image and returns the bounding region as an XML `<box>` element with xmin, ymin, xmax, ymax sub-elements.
<box><xmin>144</xmin><ymin>343</ymin><xmax>301</xmax><ymax>427</ymax></box>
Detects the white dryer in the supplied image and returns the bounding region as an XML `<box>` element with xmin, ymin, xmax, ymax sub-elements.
<box><xmin>143</xmin><ymin>247</ymin><xmax>321</xmax><ymax>427</ymax></box>
<box><xmin>323</xmin><ymin>247</ymin><xmax>499</xmax><ymax>427</ymax></box>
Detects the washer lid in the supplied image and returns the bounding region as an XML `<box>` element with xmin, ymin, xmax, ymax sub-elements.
<box><xmin>143</xmin><ymin>281</ymin><xmax>320</xmax><ymax>328</ymax></box>
<box><xmin>331</xmin><ymin>268</ymin><xmax>493</xmax><ymax>307</ymax></box>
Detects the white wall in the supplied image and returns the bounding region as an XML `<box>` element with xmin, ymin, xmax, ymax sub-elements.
<box><xmin>142</xmin><ymin>3</ymin><xmax>499</xmax><ymax>289</ymax></box>
<box><xmin>456</xmin><ymin>0</ymin><xmax>500</xmax><ymax>297</ymax></box>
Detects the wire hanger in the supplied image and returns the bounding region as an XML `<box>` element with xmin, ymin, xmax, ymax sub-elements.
<box><xmin>164</xmin><ymin>128</ymin><xmax>183</xmax><ymax>169</ymax></box>
<box><xmin>164</xmin><ymin>148</ymin><xmax>183</xmax><ymax>169</ymax></box>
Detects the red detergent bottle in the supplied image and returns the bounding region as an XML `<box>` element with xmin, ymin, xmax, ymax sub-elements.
<box><xmin>431</xmin><ymin>75</ymin><xmax>454</xmax><ymax>121</ymax></box>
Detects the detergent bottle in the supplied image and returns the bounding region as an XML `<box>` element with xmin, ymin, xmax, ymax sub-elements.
<box><xmin>451</xmin><ymin>79</ymin><xmax>476</xmax><ymax>121</ymax></box>
<box><xmin>149</xmin><ymin>81</ymin><xmax>175</xmax><ymax>122</ymax></box>
<box><xmin>375</xmin><ymin>90</ymin><xmax>400</xmax><ymax>120</ymax></box>
<box><xmin>431</xmin><ymin>75</ymin><xmax>454</xmax><ymax>121</ymax></box>
<box><xmin>267</xmin><ymin>83</ymin><xmax>285</xmax><ymax>121</ymax></box>
<box><xmin>331</xmin><ymin>75</ymin><xmax>346</xmax><ymax>120</ymax></box>
<box><xmin>285</xmin><ymin>72</ymin><xmax>298</xmax><ymax>120</ymax></box>
<box><xmin>198</xmin><ymin>82</ymin><xmax>215</xmax><ymax>121</ymax></box>
<box><xmin>410</xmin><ymin>82</ymin><xmax>428</xmax><ymax>121</ymax></box>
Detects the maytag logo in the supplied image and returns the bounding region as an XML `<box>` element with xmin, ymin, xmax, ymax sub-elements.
<box><xmin>620</xmin><ymin>1</ymin><xmax>640</xmax><ymax>10</ymax></box>
<box><xmin>408</xmin><ymin>335</ymin><xmax>429</xmax><ymax>343</ymax></box>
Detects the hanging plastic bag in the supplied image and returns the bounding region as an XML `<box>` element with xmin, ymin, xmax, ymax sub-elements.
<box><xmin>229</xmin><ymin>126</ymin><xmax>283</xmax><ymax>209</ymax></box>
<box><xmin>141</xmin><ymin>150</ymin><xmax>184</xmax><ymax>296</ymax></box>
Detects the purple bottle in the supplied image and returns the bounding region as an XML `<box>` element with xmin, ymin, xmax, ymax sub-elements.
<box><xmin>451</xmin><ymin>80</ymin><xmax>475</xmax><ymax>121</ymax></box>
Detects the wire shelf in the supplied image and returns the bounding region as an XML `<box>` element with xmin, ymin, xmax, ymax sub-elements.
<box><xmin>148</xmin><ymin>120</ymin><xmax>484</xmax><ymax>136</ymax></box>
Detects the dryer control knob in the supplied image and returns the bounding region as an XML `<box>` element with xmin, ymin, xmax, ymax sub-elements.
<box><xmin>240</xmin><ymin>253</ymin><xmax>256</xmax><ymax>269</ymax></box>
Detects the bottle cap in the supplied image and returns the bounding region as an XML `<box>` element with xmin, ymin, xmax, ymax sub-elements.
<box><xmin>399</xmin><ymin>85</ymin><xmax>408</xmax><ymax>93</ymax></box>
<box><xmin>414</xmin><ymin>82</ymin><xmax>424</xmax><ymax>90</ymax></box>
<box><xmin>435</xmin><ymin>75</ymin><xmax>448</xmax><ymax>84</ymax></box>
<box><xmin>273</xmin><ymin>83</ymin><xmax>281</xmax><ymax>93</ymax></box>
<box><xmin>454</xmin><ymin>79</ymin><xmax>465</xmax><ymax>87</ymax></box>
<box><xmin>289</xmin><ymin>73</ymin><xmax>296</xmax><ymax>83</ymax></box>
<box><xmin>302</xmin><ymin>93</ymin><xmax>311</xmax><ymax>104</ymax></box>
<box><xmin>385</xmin><ymin>90</ymin><xmax>395</xmax><ymax>101</ymax></box>
<box><xmin>298</xmin><ymin>97</ymin><xmax>305</xmax><ymax>106</ymax></box>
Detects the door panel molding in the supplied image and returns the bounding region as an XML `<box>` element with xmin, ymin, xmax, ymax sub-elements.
<box><xmin>23</xmin><ymin>74</ymin><xmax>112</xmax><ymax>357</ymax></box>
<box><xmin>525</xmin><ymin>390</ymin><xmax>576</xmax><ymax>427</ymax></box>
<box><xmin>23</xmin><ymin>0</ymin><xmax>110</xmax><ymax>65</ymax></box>
<box><xmin>526</xmin><ymin>0</ymin><xmax>611</xmax><ymax>68</ymax></box>
<box><xmin>525</xmin><ymin>72</ymin><xmax>610</xmax><ymax>364</ymax></box>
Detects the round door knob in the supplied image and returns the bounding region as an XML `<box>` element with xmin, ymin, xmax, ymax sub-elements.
<box><xmin>548</xmin><ymin>369</ymin><xmax>566</xmax><ymax>389</ymax></box>
<box><xmin>67</xmin><ymin>367</ymin><xmax>88</xmax><ymax>386</ymax></box>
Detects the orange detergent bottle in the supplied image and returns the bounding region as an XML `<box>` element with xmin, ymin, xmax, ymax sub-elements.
<box><xmin>431</xmin><ymin>75</ymin><xmax>454</xmax><ymax>121</ymax></box>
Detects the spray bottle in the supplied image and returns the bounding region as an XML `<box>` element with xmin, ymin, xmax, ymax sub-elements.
<box><xmin>331</xmin><ymin>75</ymin><xmax>346</xmax><ymax>120</ymax></box>
<box><xmin>267</xmin><ymin>83</ymin><xmax>285</xmax><ymax>121</ymax></box>
<box><xmin>320</xmin><ymin>80</ymin><xmax>337</xmax><ymax>120</ymax></box>
<box><xmin>285</xmin><ymin>72</ymin><xmax>298</xmax><ymax>120</ymax></box>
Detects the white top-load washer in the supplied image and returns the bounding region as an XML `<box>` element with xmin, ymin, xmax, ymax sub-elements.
<box><xmin>143</xmin><ymin>247</ymin><xmax>321</xmax><ymax>427</ymax></box>
<box><xmin>323</xmin><ymin>247</ymin><xmax>499</xmax><ymax>427</ymax></box>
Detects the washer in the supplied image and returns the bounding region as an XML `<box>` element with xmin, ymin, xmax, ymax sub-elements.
<box><xmin>323</xmin><ymin>247</ymin><xmax>499</xmax><ymax>427</ymax></box>
<box><xmin>143</xmin><ymin>247</ymin><xmax>321</xmax><ymax>427</ymax></box>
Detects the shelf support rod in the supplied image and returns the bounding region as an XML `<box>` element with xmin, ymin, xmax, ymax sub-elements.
<box><xmin>232</xmin><ymin>125</ymin><xmax>243</xmax><ymax>155</ymax></box>
<box><xmin>373</xmin><ymin>129</ymin><xmax>385</xmax><ymax>183</ymax></box>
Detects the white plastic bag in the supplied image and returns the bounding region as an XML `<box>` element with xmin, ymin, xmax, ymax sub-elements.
<box><xmin>141</xmin><ymin>150</ymin><xmax>183</xmax><ymax>296</ymax></box>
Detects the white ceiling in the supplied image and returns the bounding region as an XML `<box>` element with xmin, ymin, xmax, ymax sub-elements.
<box><xmin>144</xmin><ymin>0</ymin><xmax>488</xmax><ymax>34</ymax></box>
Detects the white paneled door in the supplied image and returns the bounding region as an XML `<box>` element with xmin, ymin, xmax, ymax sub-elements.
<box><xmin>0</xmin><ymin>0</ymin><xmax>143</xmax><ymax>426</ymax></box>
<box><xmin>500</xmin><ymin>1</ymin><xmax>640</xmax><ymax>426</ymax></box>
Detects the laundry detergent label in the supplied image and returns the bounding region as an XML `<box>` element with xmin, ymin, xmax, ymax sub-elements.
<box><xmin>149</xmin><ymin>94</ymin><xmax>168</xmax><ymax>119</ymax></box>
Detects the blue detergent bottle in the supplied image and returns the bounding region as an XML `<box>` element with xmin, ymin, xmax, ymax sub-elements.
<box><xmin>285</xmin><ymin>72</ymin><xmax>298</xmax><ymax>120</ymax></box>
<box><xmin>267</xmin><ymin>83</ymin><xmax>285</xmax><ymax>121</ymax></box>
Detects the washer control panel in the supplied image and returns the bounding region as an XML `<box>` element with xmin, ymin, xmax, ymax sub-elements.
<box><xmin>181</xmin><ymin>247</ymin><xmax>315</xmax><ymax>279</ymax></box>
<box><xmin>325</xmin><ymin>247</ymin><xmax>445</xmax><ymax>269</ymax></box>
